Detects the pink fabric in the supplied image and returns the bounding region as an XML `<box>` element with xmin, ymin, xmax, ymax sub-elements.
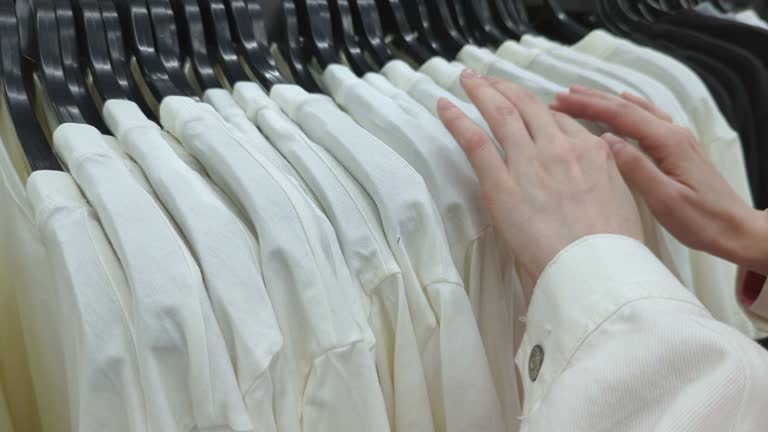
<box><xmin>736</xmin><ymin>266</ymin><xmax>768</xmax><ymax>320</ymax></box>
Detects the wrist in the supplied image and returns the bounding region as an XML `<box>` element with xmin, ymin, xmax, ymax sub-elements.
<box><xmin>723</xmin><ymin>209</ymin><xmax>768</xmax><ymax>275</ymax></box>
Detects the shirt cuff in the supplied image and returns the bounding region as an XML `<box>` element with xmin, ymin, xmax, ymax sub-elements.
<box><xmin>515</xmin><ymin>234</ymin><xmax>704</xmax><ymax>413</ymax></box>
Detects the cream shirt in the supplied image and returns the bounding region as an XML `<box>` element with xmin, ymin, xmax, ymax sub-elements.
<box><xmin>0</xmin><ymin>387</ymin><xmax>13</xmax><ymax>432</ymax></box>
<box><xmin>53</xmin><ymin>123</ymin><xmax>252</xmax><ymax>432</ymax></box>
<box><xmin>269</xmin><ymin>84</ymin><xmax>505</xmax><ymax>432</ymax></box>
<box><xmin>380</xmin><ymin>60</ymin><xmax>497</xmax><ymax>144</ymax></box>
<box><xmin>426</xmin><ymin>49</ymin><xmax>565</xmax><ymax>104</ymax></box>
<box><xmin>323</xmin><ymin>64</ymin><xmax>522</xmax><ymax>431</ymax></box>
<box><xmin>518</xmin><ymin>235</ymin><xmax>768</xmax><ymax>432</ymax></box>
<box><xmin>104</xmin><ymin>100</ymin><xmax>285</xmax><ymax>432</ymax></box>
<box><xmin>159</xmin><ymin>97</ymin><xmax>390</xmax><ymax>432</ymax></box>
<box><xmin>569</xmin><ymin>30</ymin><xmax>755</xmax><ymax>336</ymax></box>
<box><xmin>220</xmin><ymin>84</ymin><xmax>435</xmax><ymax>432</ymax></box>
<box><xmin>0</xmin><ymin>134</ymin><xmax>50</xmax><ymax>432</ymax></box>
<box><xmin>514</xmin><ymin>36</ymin><xmax>694</xmax><ymax>131</ymax></box>
<box><xmin>418</xmin><ymin>57</ymin><xmax>476</xmax><ymax>102</ymax></box>
<box><xmin>26</xmin><ymin>171</ymin><xmax>148</xmax><ymax>432</ymax></box>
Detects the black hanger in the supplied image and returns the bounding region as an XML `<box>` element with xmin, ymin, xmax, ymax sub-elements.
<box><xmin>347</xmin><ymin>0</ymin><xmax>393</xmax><ymax>67</ymax></box>
<box><xmin>326</xmin><ymin>0</ymin><xmax>372</xmax><ymax>74</ymax></box>
<box><xmin>608</xmin><ymin>0</ymin><xmax>650</xmax><ymax>34</ymax></box>
<box><xmin>169</xmin><ymin>0</ymin><xmax>222</xmax><ymax>91</ymax></box>
<box><xmin>445</xmin><ymin>0</ymin><xmax>480</xmax><ymax>44</ymax></box>
<box><xmin>274</xmin><ymin>0</ymin><xmax>322</xmax><ymax>91</ymax></box>
<box><xmin>73</xmin><ymin>0</ymin><xmax>125</xmax><ymax>103</ymax></box>
<box><xmin>535</xmin><ymin>0</ymin><xmax>590</xmax><ymax>42</ymax></box>
<box><xmin>712</xmin><ymin>0</ymin><xmax>732</xmax><ymax>12</ymax></box>
<box><xmin>401</xmin><ymin>0</ymin><xmax>446</xmax><ymax>56</ymax></box>
<box><xmin>0</xmin><ymin>0</ymin><xmax>61</xmax><ymax>171</ymax></box>
<box><xmin>194</xmin><ymin>0</ymin><xmax>250</xmax><ymax>87</ymax></box>
<box><xmin>224</xmin><ymin>0</ymin><xmax>285</xmax><ymax>90</ymax></box>
<box><xmin>17</xmin><ymin>0</ymin><xmax>87</xmax><ymax>126</ymax></box>
<box><xmin>508</xmin><ymin>0</ymin><xmax>536</xmax><ymax>34</ymax></box>
<box><xmin>114</xmin><ymin>0</ymin><xmax>184</xmax><ymax>102</ymax></box>
<box><xmin>422</xmin><ymin>0</ymin><xmax>467</xmax><ymax>57</ymax></box>
<box><xmin>95</xmin><ymin>0</ymin><xmax>156</xmax><ymax>118</ymax></box>
<box><xmin>595</xmin><ymin>0</ymin><xmax>630</xmax><ymax>35</ymax></box>
<box><xmin>634</xmin><ymin>1</ymin><xmax>661</xmax><ymax>22</ymax></box>
<box><xmin>374</xmin><ymin>0</ymin><xmax>434</xmax><ymax>63</ymax></box>
<box><xmin>464</xmin><ymin>0</ymin><xmax>508</xmax><ymax>46</ymax></box>
<box><xmin>292</xmin><ymin>0</ymin><xmax>340</xmax><ymax>72</ymax></box>
<box><xmin>55</xmin><ymin>0</ymin><xmax>111</xmax><ymax>131</ymax></box>
<box><xmin>593</xmin><ymin>0</ymin><xmax>623</xmax><ymax>34</ymax></box>
<box><xmin>488</xmin><ymin>0</ymin><xmax>524</xmax><ymax>38</ymax></box>
<box><xmin>145</xmin><ymin>0</ymin><xmax>196</xmax><ymax>95</ymax></box>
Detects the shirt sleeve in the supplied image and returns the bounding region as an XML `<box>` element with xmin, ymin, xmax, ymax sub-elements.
<box><xmin>517</xmin><ymin>234</ymin><xmax>768</xmax><ymax>432</ymax></box>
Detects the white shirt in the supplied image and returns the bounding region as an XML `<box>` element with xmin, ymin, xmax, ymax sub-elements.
<box><xmin>569</xmin><ymin>30</ymin><xmax>750</xmax><ymax>202</ymax></box>
<box><xmin>103</xmin><ymin>99</ymin><xmax>285</xmax><ymax>432</ymax></box>
<box><xmin>54</xmin><ymin>124</ymin><xmax>251</xmax><ymax>431</ymax></box>
<box><xmin>452</xmin><ymin>47</ymin><xmax>566</xmax><ymax>105</ymax></box>
<box><xmin>569</xmin><ymin>30</ymin><xmax>756</xmax><ymax>336</ymax></box>
<box><xmin>159</xmin><ymin>96</ymin><xmax>390</xmax><ymax>432</ymax></box>
<box><xmin>0</xmin><ymin>132</ymin><xmax>56</xmax><ymax>432</ymax></box>
<box><xmin>379</xmin><ymin>60</ymin><xmax>498</xmax><ymax>145</ymax></box>
<box><xmin>418</xmin><ymin>57</ymin><xmax>475</xmax><ymax>102</ymax></box>
<box><xmin>269</xmin><ymin>84</ymin><xmax>505</xmax><ymax>432</ymax></box>
<box><xmin>517</xmin><ymin>234</ymin><xmax>768</xmax><ymax>432</ymax></box>
<box><xmin>512</xmin><ymin>35</ymin><xmax>698</xmax><ymax>132</ymax></box>
<box><xmin>53</xmin><ymin>123</ymin><xmax>252</xmax><ymax>432</ymax></box>
<box><xmin>0</xmin><ymin>386</ymin><xmax>13</xmax><ymax>432</ymax></box>
<box><xmin>199</xmin><ymin>89</ymin><xmax>320</xmax><ymax>204</ymax></box>
<box><xmin>730</xmin><ymin>9</ymin><xmax>768</xmax><ymax>29</ymax></box>
<box><xmin>323</xmin><ymin>64</ymin><xmax>523</xmax><ymax>430</ymax></box>
<box><xmin>26</xmin><ymin>171</ymin><xmax>147</xmax><ymax>432</ymax></box>
<box><xmin>222</xmin><ymin>83</ymin><xmax>435</xmax><ymax>432</ymax></box>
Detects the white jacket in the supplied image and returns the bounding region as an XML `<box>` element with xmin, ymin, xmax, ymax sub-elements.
<box><xmin>518</xmin><ymin>234</ymin><xmax>768</xmax><ymax>432</ymax></box>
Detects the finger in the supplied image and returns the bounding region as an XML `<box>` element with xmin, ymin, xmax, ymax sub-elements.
<box><xmin>552</xmin><ymin>112</ymin><xmax>591</xmax><ymax>138</ymax></box>
<box><xmin>455</xmin><ymin>70</ymin><xmax>535</xmax><ymax>163</ymax></box>
<box><xmin>551</xmin><ymin>92</ymin><xmax>682</xmax><ymax>160</ymax></box>
<box><xmin>571</xmin><ymin>86</ymin><xmax>674</xmax><ymax>123</ymax></box>
<box><xmin>569</xmin><ymin>85</ymin><xmax>614</xmax><ymax>99</ymax></box>
<box><xmin>438</xmin><ymin>98</ymin><xmax>509</xmax><ymax>189</ymax></box>
<box><xmin>621</xmin><ymin>92</ymin><xmax>673</xmax><ymax>123</ymax></box>
<box><xmin>601</xmin><ymin>133</ymin><xmax>685</xmax><ymax>208</ymax></box>
<box><xmin>479</xmin><ymin>75</ymin><xmax>562</xmax><ymax>143</ymax></box>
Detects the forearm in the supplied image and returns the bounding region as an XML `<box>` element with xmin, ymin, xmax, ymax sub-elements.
<box><xmin>718</xmin><ymin>208</ymin><xmax>768</xmax><ymax>276</ymax></box>
<box><xmin>518</xmin><ymin>235</ymin><xmax>768</xmax><ymax>431</ymax></box>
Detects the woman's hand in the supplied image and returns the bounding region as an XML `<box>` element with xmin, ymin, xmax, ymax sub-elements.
<box><xmin>551</xmin><ymin>86</ymin><xmax>768</xmax><ymax>275</ymax></box>
<box><xmin>438</xmin><ymin>71</ymin><xmax>644</xmax><ymax>283</ymax></box>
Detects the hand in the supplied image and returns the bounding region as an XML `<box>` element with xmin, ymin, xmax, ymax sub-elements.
<box><xmin>437</xmin><ymin>71</ymin><xmax>644</xmax><ymax>285</ymax></box>
<box><xmin>551</xmin><ymin>86</ymin><xmax>768</xmax><ymax>275</ymax></box>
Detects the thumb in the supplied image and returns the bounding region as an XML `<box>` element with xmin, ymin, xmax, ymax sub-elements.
<box><xmin>602</xmin><ymin>133</ymin><xmax>679</xmax><ymax>204</ymax></box>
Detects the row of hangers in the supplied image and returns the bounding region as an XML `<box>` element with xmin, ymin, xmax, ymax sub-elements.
<box><xmin>0</xmin><ymin>0</ymin><xmax>743</xmax><ymax>172</ymax></box>
<box><xmin>594</xmin><ymin>0</ymin><xmax>740</xmax><ymax>36</ymax></box>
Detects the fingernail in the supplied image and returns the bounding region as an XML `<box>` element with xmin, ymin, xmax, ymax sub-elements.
<box><xmin>570</xmin><ymin>85</ymin><xmax>589</xmax><ymax>93</ymax></box>
<box><xmin>461</xmin><ymin>69</ymin><xmax>479</xmax><ymax>80</ymax></box>
<box><xmin>602</xmin><ymin>133</ymin><xmax>625</xmax><ymax>151</ymax></box>
<box><xmin>437</xmin><ymin>98</ymin><xmax>455</xmax><ymax>112</ymax></box>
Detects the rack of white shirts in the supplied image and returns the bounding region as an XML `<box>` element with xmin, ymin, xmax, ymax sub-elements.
<box><xmin>2</xmin><ymin>2</ymin><xmax>768</xmax><ymax>432</ymax></box>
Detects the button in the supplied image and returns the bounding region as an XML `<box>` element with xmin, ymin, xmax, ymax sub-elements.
<box><xmin>529</xmin><ymin>345</ymin><xmax>544</xmax><ymax>382</ymax></box>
